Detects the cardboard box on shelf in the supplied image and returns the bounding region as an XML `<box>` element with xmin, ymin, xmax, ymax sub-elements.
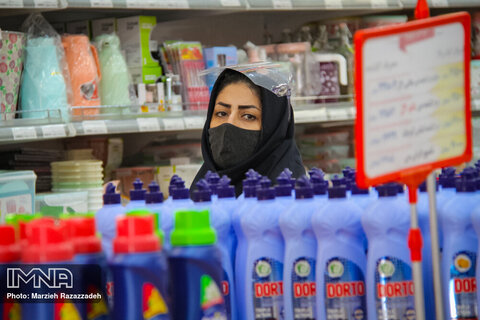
<box><xmin>91</xmin><ymin>18</ymin><xmax>116</xmax><ymax>39</ymax></box>
<box><xmin>66</xmin><ymin>20</ymin><xmax>91</xmax><ymax>38</ymax></box>
<box><xmin>129</xmin><ymin>66</ymin><xmax>162</xmax><ymax>85</ymax></box>
<box><xmin>117</xmin><ymin>16</ymin><xmax>158</xmax><ymax>68</ymax></box>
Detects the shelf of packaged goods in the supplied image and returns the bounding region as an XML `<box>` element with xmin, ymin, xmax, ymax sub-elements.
<box><xmin>0</xmin><ymin>0</ymin><xmax>66</xmax><ymax>9</ymax></box>
<box><xmin>0</xmin><ymin>121</ymin><xmax>75</xmax><ymax>143</ymax></box>
<box><xmin>66</xmin><ymin>0</ymin><xmax>247</xmax><ymax>9</ymax></box>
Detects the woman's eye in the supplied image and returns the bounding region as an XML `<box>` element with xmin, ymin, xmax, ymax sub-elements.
<box><xmin>242</xmin><ymin>114</ymin><xmax>257</xmax><ymax>121</ymax></box>
<box><xmin>215</xmin><ymin>111</ymin><xmax>228</xmax><ymax>118</ymax></box>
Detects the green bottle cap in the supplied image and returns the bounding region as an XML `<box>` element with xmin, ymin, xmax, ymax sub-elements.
<box><xmin>126</xmin><ymin>209</ymin><xmax>164</xmax><ymax>244</ymax></box>
<box><xmin>59</xmin><ymin>212</ymin><xmax>95</xmax><ymax>220</ymax></box>
<box><xmin>170</xmin><ymin>210</ymin><xmax>216</xmax><ymax>247</ymax></box>
<box><xmin>5</xmin><ymin>213</ymin><xmax>42</xmax><ymax>226</ymax></box>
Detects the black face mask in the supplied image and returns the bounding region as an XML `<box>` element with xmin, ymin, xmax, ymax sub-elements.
<box><xmin>208</xmin><ymin>123</ymin><xmax>261</xmax><ymax>170</ymax></box>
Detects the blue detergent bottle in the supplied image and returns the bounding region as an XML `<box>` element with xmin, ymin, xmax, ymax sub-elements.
<box><xmin>96</xmin><ymin>183</ymin><xmax>127</xmax><ymax>261</ymax></box>
<box><xmin>125</xmin><ymin>178</ymin><xmax>147</xmax><ymax>211</ymax></box>
<box><xmin>279</xmin><ymin>176</ymin><xmax>317</xmax><ymax>320</ymax></box>
<box><xmin>0</xmin><ymin>225</ymin><xmax>21</xmax><ymax>320</ymax></box>
<box><xmin>146</xmin><ymin>181</ymin><xmax>165</xmax><ymax>234</ymax></box>
<box><xmin>233</xmin><ymin>173</ymin><xmax>261</xmax><ymax>320</ymax></box>
<box><xmin>313</xmin><ymin>176</ymin><xmax>367</xmax><ymax>320</ymax></box>
<box><xmin>164</xmin><ymin>175</ymin><xmax>180</xmax><ymax>205</ymax></box>
<box><xmin>362</xmin><ymin>183</ymin><xmax>414</xmax><ymax>320</ymax></box>
<box><xmin>471</xmin><ymin>173</ymin><xmax>480</xmax><ymax>311</ymax></box>
<box><xmin>110</xmin><ymin>214</ymin><xmax>169</xmax><ymax>320</ymax></box>
<box><xmin>217</xmin><ymin>175</ymin><xmax>238</xmax><ymax>274</ymax></box>
<box><xmin>350</xmin><ymin>171</ymin><xmax>375</xmax><ymax>210</ymax></box>
<box><xmin>342</xmin><ymin>166</ymin><xmax>354</xmax><ymax>194</ymax></box>
<box><xmin>168</xmin><ymin>209</ymin><xmax>227</xmax><ymax>320</ymax></box>
<box><xmin>441</xmin><ymin>170</ymin><xmax>479</xmax><ymax>320</ymax></box>
<box><xmin>161</xmin><ymin>178</ymin><xmax>193</xmax><ymax>250</ymax></box>
<box><xmin>241</xmin><ymin>177</ymin><xmax>285</xmax><ymax>320</ymax></box>
<box><xmin>193</xmin><ymin>179</ymin><xmax>236</xmax><ymax>320</ymax></box>
<box><xmin>309</xmin><ymin>169</ymin><xmax>329</xmax><ymax>201</ymax></box>
<box><xmin>276</xmin><ymin>172</ymin><xmax>294</xmax><ymax>208</ymax></box>
<box><xmin>206</xmin><ymin>171</ymin><xmax>221</xmax><ymax>202</ymax></box>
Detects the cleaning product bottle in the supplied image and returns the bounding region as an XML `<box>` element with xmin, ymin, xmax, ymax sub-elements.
<box><xmin>275</xmin><ymin>171</ymin><xmax>294</xmax><ymax>208</ymax></box>
<box><xmin>161</xmin><ymin>178</ymin><xmax>193</xmax><ymax>250</ymax></box>
<box><xmin>441</xmin><ymin>170</ymin><xmax>479</xmax><ymax>320</ymax></box>
<box><xmin>146</xmin><ymin>181</ymin><xmax>165</xmax><ymax>234</ymax></box>
<box><xmin>233</xmin><ymin>173</ymin><xmax>260</xmax><ymax>320</ymax></box>
<box><xmin>125</xmin><ymin>178</ymin><xmax>147</xmax><ymax>211</ymax></box>
<box><xmin>96</xmin><ymin>183</ymin><xmax>127</xmax><ymax>261</ymax></box>
<box><xmin>362</xmin><ymin>183</ymin><xmax>414</xmax><ymax>320</ymax></box>
<box><xmin>206</xmin><ymin>171</ymin><xmax>221</xmax><ymax>202</ymax></box>
<box><xmin>241</xmin><ymin>177</ymin><xmax>285</xmax><ymax>320</ymax></box>
<box><xmin>279</xmin><ymin>176</ymin><xmax>317</xmax><ymax>320</ymax></box>
<box><xmin>350</xmin><ymin>172</ymin><xmax>375</xmax><ymax>210</ymax></box>
<box><xmin>0</xmin><ymin>225</ymin><xmax>21</xmax><ymax>320</ymax></box>
<box><xmin>313</xmin><ymin>176</ymin><xmax>367</xmax><ymax>320</ymax></box>
<box><xmin>64</xmin><ymin>215</ymin><xmax>109</xmax><ymax>320</ymax></box>
<box><xmin>309</xmin><ymin>169</ymin><xmax>329</xmax><ymax>201</ymax></box>
<box><xmin>164</xmin><ymin>174</ymin><xmax>180</xmax><ymax>205</ymax></box>
<box><xmin>110</xmin><ymin>214</ymin><xmax>169</xmax><ymax>319</ymax></box>
<box><xmin>168</xmin><ymin>209</ymin><xmax>227</xmax><ymax>319</ymax></box>
<box><xmin>5</xmin><ymin>213</ymin><xmax>42</xmax><ymax>248</ymax></box>
<box><xmin>417</xmin><ymin>181</ymin><xmax>437</xmax><ymax>320</ymax></box>
<box><xmin>193</xmin><ymin>179</ymin><xmax>236</xmax><ymax>320</ymax></box>
<box><xmin>216</xmin><ymin>175</ymin><xmax>238</xmax><ymax>273</ymax></box>
<box><xmin>21</xmin><ymin>218</ymin><xmax>79</xmax><ymax>320</ymax></box>
<box><xmin>471</xmin><ymin>179</ymin><xmax>480</xmax><ymax>312</ymax></box>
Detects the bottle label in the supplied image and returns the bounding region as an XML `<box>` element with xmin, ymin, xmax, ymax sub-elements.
<box><xmin>448</xmin><ymin>251</ymin><xmax>478</xmax><ymax>319</ymax></box>
<box><xmin>290</xmin><ymin>257</ymin><xmax>316</xmax><ymax>319</ymax></box>
<box><xmin>200</xmin><ymin>275</ymin><xmax>227</xmax><ymax>320</ymax></box>
<box><xmin>86</xmin><ymin>284</ymin><xmax>109</xmax><ymax>320</ymax></box>
<box><xmin>375</xmin><ymin>256</ymin><xmax>415</xmax><ymax>320</ymax></box>
<box><xmin>142</xmin><ymin>282</ymin><xmax>169</xmax><ymax>320</ymax></box>
<box><xmin>222</xmin><ymin>271</ymin><xmax>232</xmax><ymax>319</ymax></box>
<box><xmin>252</xmin><ymin>257</ymin><xmax>284</xmax><ymax>320</ymax></box>
<box><xmin>324</xmin><ymin>257</ymin><xmax>366</xmax><ymax>320</ymax></box>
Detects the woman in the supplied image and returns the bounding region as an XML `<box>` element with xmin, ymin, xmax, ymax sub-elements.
<box><xmin>192</xmin><ymin>68</ymin><xmax>305</xmax><ymax>196</ymax></box>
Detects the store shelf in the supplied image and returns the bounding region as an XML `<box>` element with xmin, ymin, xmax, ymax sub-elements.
<box><xmin>66</xmin><ymin>0</ymin><xmax>247</xmax><ymax>9</ymax></box>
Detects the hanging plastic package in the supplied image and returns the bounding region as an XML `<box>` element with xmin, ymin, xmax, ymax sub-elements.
<box><xmin>19</xmin><ymin>13</ymin><xmax>72</xmax><ymax>120</ymax></box>
<box><xmin>95</xmin><ymin>34</ymin><xmax>137</xmax><ymax>114</ymax></box>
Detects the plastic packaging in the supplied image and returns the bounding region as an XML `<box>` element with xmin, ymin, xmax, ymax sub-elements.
<box><xmin>240</xmin><ymin>177</ymin><xmax>285</xmax><ymax>320</ymax></box>
<box><xmin>192</xmin><ymin>179</ymin><xmax>236</xmax><ymax>320</ymax></box>
<box><xmin>95</xmin><ymin>183</ymin><xmax>127</xmax><ymax>261</ymax></box>
<box><xmin>125</xmin><ymin>178</ymin><xmax>147</xmax><ymax>211</ymax></box>
<box><xmin>440</xmin><ymin>170</ymin><xmax>479</xmax><ymax>319</ymax></box>
<box><xmin>279</xmin><ymin>176</ymin><xmax>317</xmax><ymax>319</ymax></box>
<box><xmin>110</xmin><ymin>214</ymin><xmax>169</xmax><ymax>319</ymax></box>
<box><xmin>362</xmin><ymin>183</ymin><xmax>413</xmax><ymax>320</ymax></box>
<box><xmin>313</xmin><ymin>176</ymin><xmax>366</xmax><ymax>319</ymax></box>
<box><xmin>168</xmin><ymin>210</ymin><xmax>227</xmax><ymax>319</ymax></box>
<box><xmin>20</xmin><ymin>13</ymin><xmax>72</xmax><ymax>120</ymax></box>
<box><xmin>145</xmin><ymin>181</ymin><xmax>165</xmax><ymax>232</ymax></box>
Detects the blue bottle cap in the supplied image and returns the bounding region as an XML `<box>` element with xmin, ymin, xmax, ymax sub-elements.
<box><xmin>439</xmin><ymin>167</ymin><xmax>457</xmax><ymax>189</ymax></box>
<box><xmin>257</xmin><ymin>177</ymin><xmax>275</xmax><ymax>201</ymax></box>
<box><xmin>456</xmin><ymin>168</ymin><xmax>477</xmax><ymax>192</ymax></box>
<box><xmin>308</xmin><ymin>167</ymin><xmax>325</xmax><ymax>179</ymax></box>
<box><xmin>168</xmin><ymin>175</ymin><xmax>180</xmax><ymax>196</ymax></box>
<box><xmin>103</xmin><ymin>183</ymin><xmax>121</xmax><ymax>205</ymax></box>
<box><xmin>243</xmin><ymin>176</ymin><xmax>259</xmax><ymax>198</ymax></box>
<box><xmin>295</xmin><ymin>176</ymin><xmax>314</xmax><ymax>199</ymax></box>
<box><xmin>130</xmin><ymin>178</ymin><xmax>146</xmax><ymax>201</ymax></box>
<box><xmin>377</xmin><ymin>183</ymin><xmax>398</xmax><ymax>197</ymax></box>
<box><xmin>205</xmin><ymin>171</ymin><xmax>220</xmax><ymax>195</ymax></box>
<box><xmin>172</xmin><ymin>179</ymin><xmax>190</xmax><ymax>200</ymax></box>
<box><xmin>217</xmin><ymin>176</ymin><xmax>235</xmax><ymax>199</ymax></box>
<box><xmin>328</xmin><ymin>185</ymin><xmax>347</xmax><ymax>199</ymax></box>
<box><xmin>330</xmin><ymin>175</ymin><xmax>344</xmax><ymax>187</ymax></box>
<box><xmin>275</xmin><ymin>172</ymin><xmax>293</xmax><ymax>197</ymax></box>
<box><xmin>310</xmin><ymin>172</ymin><xmax>328</xmax><ymax>195</ymax></box>
<box><xmin>193</xmin><ymin>179</ymin><xmax>212</xmax><ymax>203</ymax></box>
<box><xmin>146</xmin><ymin>181</ymin><xmax>164</xmax><ymax>204</ymax></box>
<box><xmin>245</xmin><ymin>169</ymin><xmax>260</xmax><ymax>180</ymax></box>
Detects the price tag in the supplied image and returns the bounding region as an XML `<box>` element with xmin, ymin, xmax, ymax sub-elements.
<box><xmin>431</xmin><ymin>0</ymin><xmax>448</xmax><ymax>6</ymax></box>
<box><xmin>370</xmin><ymin>0</ymin><xmax>388</xmax><ymax>8</ymax></box>
<box><xmin>82</xmin><ymin>120</ymin><xmax>108</xmax><ymax>135</ymax></box>
<box><xmin>324</xmin><ymin>0</ymin><xmax>342</xmax><ymax>8</ymax></box>
<box><xmin>33</xmin><ymin>0</ymin><xmax>58</xmax><ymax>7</ymax></box>
<box><xmin>184</xmin><ymin>116</ymin><xmax>205</xmax><ymax>130</ymax></box>
<box><xmin>272</xmin><ymin>0</ymin><xmax>292</xmax><ymax>9</ymax></box>
<box><xmin>328</xmin><ymin>108</ymin><xmax>349</xmax><ymax>120</ymax></box>
<box><xmin>220</xmin><ymin>0</ymin><xmax>241</xmax><ymax>6</ymax></box>
<box><xmin>12</xmin><ymin>127</ymin><xmax>37</xmax><ymax>140</ymax></box>
<box><xmin>162</xmin><ymin>118</ymin><xmax>185</xmax><ymax>131</ymax></box>
<box><xmin>42</xmin><ymin>125</ymin><xmax>67</xmax><ymax>138</ymax></box>
<box><xmin>90</xmin><ymin>0</ymin><xmax>113</xmax><ymax>7</ymax></box>
<box><xmin>137</xmin><ymin>118</ymin><xmax>160</xmax><ymax>132</ymax></box>
<box><xmin>0</xmin><ymin>0</ymin><xmax>23</xmax><ymax>7</ymax></box>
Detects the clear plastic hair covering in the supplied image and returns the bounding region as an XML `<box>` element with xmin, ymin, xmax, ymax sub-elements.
<box><xmin>198</xmin><ymin>62</ymin><xmax>294</xmax><ymax>97</ymax></box>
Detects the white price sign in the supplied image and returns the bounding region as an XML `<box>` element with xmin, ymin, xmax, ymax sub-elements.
<box><xmin>33</xmin><ymin>0</ymin><xmax>58</xmax><ymax>7</ymax></box>
<box><xmin>137</xmin><ymin>118</ymin><xmax>160</xmax><ymax>132</ymax></box>
<box><xmin>184</xmin><ymin>116</ymin><xmax>205</xmax><ymax>130</ymax></box>
<box><xmin>82</xmin><ymin>120</ymin><xmax>108</xmax><ymax>135</ymax></box>
<box><xmin>12</xmin><ymin>127</ymin><xmax>37</xmax><ymax>140</ymax></box>
<box><xmin>42</xmin><ymin>125</ymin><xmax>67</xmax><ymax>138</ymax></box>
<box><xmin>90</xmin><ymin>0</ymin><xmax>113</xmax><ymax>7</ymax></box>
<box><xmin>162</xmin><ymin>118</ymin><xmax>185</xmax><ymax>131</ymax></box>
<box><xmin>432</xmin><ymin>0</ymin><xmax>448</xmax><ymax>6</ymax></box>
<box><xmin>272</xmin><ymin>0</ymin><xmax>292</xmax><ymax>9</ymax></box>
<box><xmin>370</xmin><ymin>0</ymin><xmax>388</xmax><ymax>8</ymax></box>
<box><xmin>324</xmin><ymin>0</ymin><xmax>342</xmax><ymax>8</ymax></box>
<box><xmin>0</xmin><ymin>0</ymin><xmax>23</xmax><ymax>7</ymax></box>
<box><xmin>220</xmin><ymin>0</ymin><xmax>241</xmax><ymax>6</ymax></box>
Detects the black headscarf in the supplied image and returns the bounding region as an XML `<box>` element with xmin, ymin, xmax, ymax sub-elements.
<box><xmin>191</xmin><ymin>68</ymin><xmax>305</xmax><ymax>196</ymax></box>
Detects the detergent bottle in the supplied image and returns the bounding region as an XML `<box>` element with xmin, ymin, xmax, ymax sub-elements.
<box><xmin>313</xmin><ymin>176</ymin><xmax>366</xmax><ymax>320</ymax></box>
<box><xmin>241</xmin><ymin>177</ymin><xmax>285</xmax><ymax>320</ymax></box>
<box><xmin>95</xmin><ymin>183</ymin><xmax>126</xmax><ymax>261</ymax></box>
<box><xmin>192</xmin><ymin>179</ymin><xmax>236</xmax><ymax>320</ymax></box>
<box><xmin>168</xmin><ymin>209</ymin><xmax>227</xmax><ymax>320</ymax></box>
<box><xmin>275</xmin><ymin>171</ymin><xmax>294</xmax><ymax>208</ymax></box>
<box><xmin>206</xmin><ymin>171</ymin><xmax>221</xmax><ymax>202</ymax></box>
<box><xmin>362</xmin><ymin>183</ymin><xmax>414</xmax><ymax>320</ymax></box>
<box><xmin>125</xmin><ymin>178</ymin><xmax>147</xmax><ymax>211</ymax></box>
<box><xmin>0</xmin><ymin>225</ymin><xmax>21</xmax><ymax>320</ymax></box>
<box><xmin>441</xmin><ymin>170</ymin><xmax>478</xmax><ymax>320</ymax></box>
<box><xmin>146</xmin><ymin>181</ymin><xmax>165</xmax><ymax>234</ymax></box>
<box><xmin>279</xmin><ymin>176</ymin><xmax>317</xmax><ymax>320</ymax></box>
<box><xmin>110</xmin><ymin>214</ymin><xmax>169</xmax><ymax>319</ymax></box>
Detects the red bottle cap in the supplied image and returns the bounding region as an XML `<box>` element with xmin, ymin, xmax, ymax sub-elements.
<box><xmin>113</xmin><ymin>215</ymin><xmax>160</xmax><ymax>254</ymax></box>
<box><xmin>22</xmin><ymin>218</ymin><xmax>74</xmax><ymax>263</ymax></box>
<box><xmin>65</xmin><ymin>217</ymin><xmax>102</xmax><ymax>254</ymax></box>
<box><xmin>0</xmin><ymin>225</ymin><xmax>21</xmax><ymax>263</ymax></box>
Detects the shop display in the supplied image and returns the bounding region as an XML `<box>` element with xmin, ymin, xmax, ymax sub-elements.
<box><xmin>35</xmin><ymin>191</ymin><xmax>89</xmax><ymax>216</ymax></box>
<box><xmin>124</xmin><ymin>178</ymin><xmax>147</xmax><ymax>211</ymax></box>
<box><xmin>0</xmin><ymin>170</ymin><xmax>36</xmax><ymax>220</ymax></box>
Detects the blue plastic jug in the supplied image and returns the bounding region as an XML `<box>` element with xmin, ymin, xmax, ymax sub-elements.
<box><xmin>125</xmin><ymin>178</ymin><xmax>147</xmax><ymax>211</ymax></box>
<box><xmin>275</xmin><ymin>171</ymin><xmax>294</xmax><ymax>207</ymax></box>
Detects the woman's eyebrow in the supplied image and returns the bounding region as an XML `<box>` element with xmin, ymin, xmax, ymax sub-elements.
<box><xmin>239</xmin><ymin>105</ymin><xmax>261</xmax><ymax>110</ymax></box>
<box><xmin>217</xmin><ymin>102</ymin><xmax>231</xmax><ymax>108</ymax></box>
